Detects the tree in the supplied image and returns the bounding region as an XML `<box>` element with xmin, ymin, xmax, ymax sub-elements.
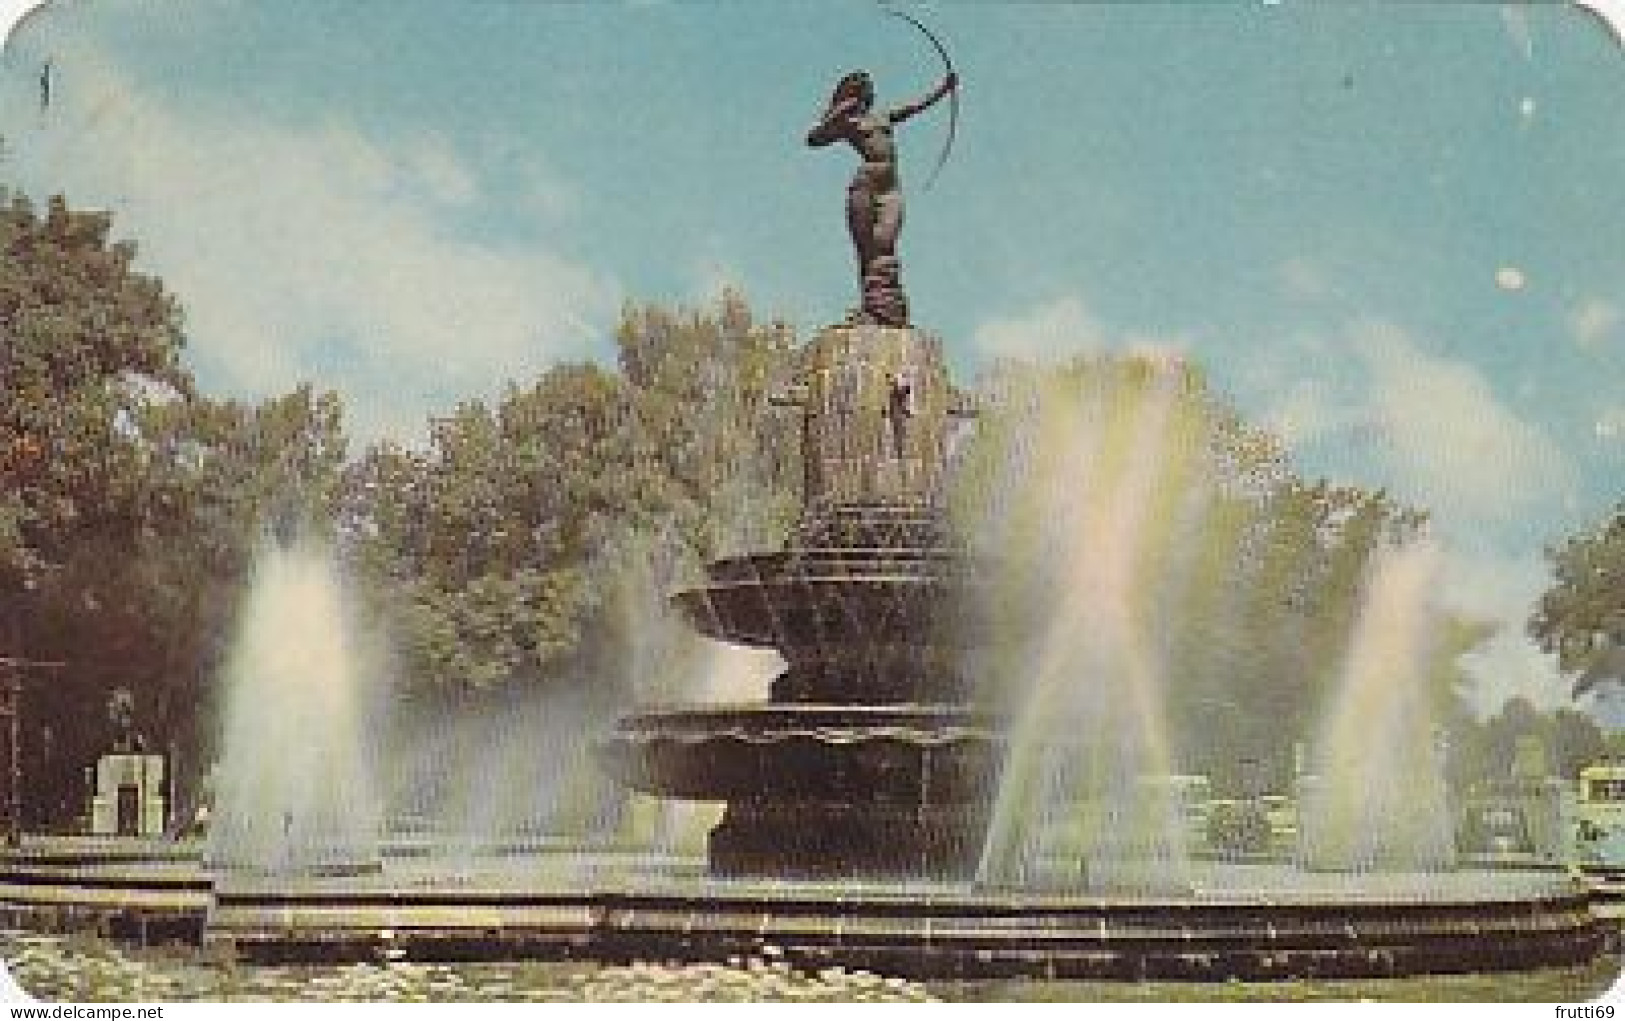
<box><xmin>0</xmin><ymin>192</ymin><xmax>190</xmax><ymax>824</ymax></box>
<box><xmin>1531</xmin><ymin>502</ymin><xmax>1625</xmax><ymax>695</ymax></box>
<box><xmin>1447</xmin><ymin>696</ymin><xmax>1608</xmax><ymax>788</ymax></box>
<box><xmin>344</xmin><ymin>290</ymin><xmax>799</xmax><ymax>698</ymax></box>
<box><xmin>614</xmin><ymin>290</ymin><xmax>799</xmax><ymax>557</ymax></box>
<box><xmin>0</xmin><ymin>189</ymin><xmax>355</xmax><ymax>825</ymax></box>
<box><xmin>0</xmin><ymin>193</ymin><xmax>188</xmax><ymax>602</ymax></box>
<box><xmin>335</xmin><ymin>293</ymin><xmax>799</xmax><ymax>838</ymax></box>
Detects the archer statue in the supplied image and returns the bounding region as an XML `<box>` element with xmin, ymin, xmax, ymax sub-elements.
<box><xmin>807</xmin><ymin>59</ymin><xmax>957</xmax><ymax>328</ymax></box>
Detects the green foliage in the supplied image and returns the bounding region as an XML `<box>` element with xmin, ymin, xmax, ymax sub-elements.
<box><xmin>20</xmin><ymin>380</ymin><xmax>350</xmax><ymax>824</ymax></box>
<box><xmin>345</xmin><ymin>290</ymin><xmax>799</xmax><ymax>695</ymax></box>
<box><xmin>1446</xmin><ymin>696</ymin><xmax>1608</xmax><ymax>787</ymax></box>
<box><xmin>0</xmin><ymin>193</ymin><xmax>188</xmax><ymax>589</ymax></box>
<box><xmin>395</xmin><ymin>568</ymin><xmax>590</xmax><ymax>690</ymax></box>
<box><xmin>1531</xmin><ymin>501</ymin><xmax>1625</xmax><ymax>691</ymax></box>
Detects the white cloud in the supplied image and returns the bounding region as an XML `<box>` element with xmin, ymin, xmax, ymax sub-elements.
<box><xmin>972</xmin><ymin>295</ymin><xmax>1108</xmax><ymax>361</ymax></box>
<box><xmin>1351</xmin><ymin>323</ymin><xmax>1578</xmax><ymax>529</ymax></box>
<box><xmin>8</xmin><ymin>40</ymin><xmax>618</xmax><ymax>442</ymax></box>
<box><xmin>1439</xmin><ymin>549</ymin><xmax>1570</xmax><ymax>713</ymax></box>
<box><xmin>1570</xmin><ymin>297</ymin><xmax>1619</xmax><ymax>351</ymax></box>
<box><xmin>403</xmin><ymin>134</ymin><xmax>479</xmax><ymax>207</ymax></box>
<box><xmin>510</xmin><ymin>152</ymin><xmax>581</xmax><ymax>222</ymax></box>
<box><xmin>1260</xmin><ymin>323</ymin><xmax>1579</xmax><ymax>532</ymax></box>
<box><xmin>972</xmin><ymin>294</ymin><xmax>1188</xmax><ymax>368</ymax></box>
<box><xmin>1255</xmin><ymin>322</ymin><xmax>1583</xmax><ymax>714</ymax></box>
<box><xmin>1260</xmin><ymin>377</ymin><xmax>1354</xmax><ymax>448</ymax></box>
<box><xmin>985</xmin><ymin>307</ymin><xmax>1576</xmax><ymax>539</ymax></box>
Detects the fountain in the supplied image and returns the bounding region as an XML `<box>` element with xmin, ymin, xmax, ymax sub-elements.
<box><xmin>577</xmin><ymin>51</ymin><xmax>1602</xmax><ymax>978</ymax></box>
<box><xmin>596</xmin><ymin>324</ymin><xmax>1001</xmax><ymax>879</ymax></box>
<box><xmin>595</xmin><ymin>58</ymin><xmax>1001</xmax><ymax>881</ymax></box>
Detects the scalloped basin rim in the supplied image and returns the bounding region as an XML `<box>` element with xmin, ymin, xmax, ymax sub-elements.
<box><xmin>613</xmin><ymin>703</ymin><xmax>1001</xmax><ymax>731</ymax></box>
<box><xmin>602</xmin><ymin>705</ymin><xmax>1002</xmax><ymax>761</ymax></box>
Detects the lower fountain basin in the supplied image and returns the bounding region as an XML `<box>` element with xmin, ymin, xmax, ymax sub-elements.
<box><xmin>0</xmin><ymin>840</ymin><xmax>1605</xmax><ymax>980</ymax></box>
<box><xmin>598</xmin><ymin>704</ymin><xmax>1003</xmax><ymax>878</ymax></box>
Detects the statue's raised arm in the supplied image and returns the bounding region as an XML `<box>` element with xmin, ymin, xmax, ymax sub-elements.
<box><xmin>886</xmin><ymin>72</ymin><xmax>957</xmax><ymax>125</ymax></box>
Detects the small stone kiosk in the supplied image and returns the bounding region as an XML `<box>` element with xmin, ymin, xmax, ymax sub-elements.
<box><xmin>88</xmin><ymin>691</ymin><xmax>165</xmax><ymax>837</ymax></box>
<box><xmin>89</xmin><ymin>755</ymin><xmax>166</xmax><ymax>837</ymax></box>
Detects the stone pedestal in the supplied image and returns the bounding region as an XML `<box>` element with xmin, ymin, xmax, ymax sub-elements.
<box><xmin>89</xmin><ymin>754</ymin><xmax>165</xmax><ymax>837</ymax></box>
<box><xmin>790</xmin><ymin>324</ymin><xmax>958</xmax><ymax>510</ymax></box>
<box><xmin>710</xmin><ymin>799</ymin><xmax>989</xmax><ymax>879</ymax></box>
<box><xmin>859</xmin><ymin>255</ymin><xmax>908</xmax><ymax>327</ymax></box>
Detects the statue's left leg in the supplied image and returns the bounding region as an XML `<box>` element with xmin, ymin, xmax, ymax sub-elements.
<box><xmin>874</xmin><ymin>189</ymin><xmax>903</xmax><ymax>257</ymax></box>
<box><xmin>848</xmin><ymin>182</ymin><xmax>881</xmax><ymax>321</ymax></box>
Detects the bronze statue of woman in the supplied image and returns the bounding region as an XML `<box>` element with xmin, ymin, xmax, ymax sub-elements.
<box><xmin>807</xmin><ymin>68</ymin><xmax>956</xmax><ymax>328</ymax></box>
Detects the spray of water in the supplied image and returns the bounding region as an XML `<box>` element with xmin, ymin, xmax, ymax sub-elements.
<box><xmin>379</xmin><ymin>679</ymin><xmax>631</xmax><ymax>888</ymax></box>
<box><xmin>614</xmin><ymin>641</ymin><xmax>783</xmax><ymax>880</ymax></box>
<box><xmin>376</xmin><ymin>520</ymin><xmax>782</xmax><ymax>883</ymax></box>
<box><xmin>592</xmin><ymin>525</ymin><xmax>778</xmax><ymax>876</ymax></box>
<box><xmin>378</xmin><ymin>528</ymin><xmax>683</xmax><ymax>878</ymax></box>
<box><xmin>1298</xmin><ymin>540</ymin><xmax>1455</xmax><ymax>872</ymax></box>
<box><xmin>968</xmin><ymin>358</ymin><xmax>1207</xmax><ymax>891</ymax></box>
<box><xmin>209</xmin><ymin>540</ymin><xmax>383</xmax><ymax>876</ymax></box>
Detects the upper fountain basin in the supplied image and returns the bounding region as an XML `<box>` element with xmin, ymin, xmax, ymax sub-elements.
<box><xmin>673</xmin><ymin>548</ymin><xmax>987</xmax><ymax>651</ymax></box>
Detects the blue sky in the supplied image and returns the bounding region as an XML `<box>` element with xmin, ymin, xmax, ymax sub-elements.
<box><xmin>1</xmin><ymin>1</ymin><xmax>1622</xmax><ymax>713</ymax></box>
